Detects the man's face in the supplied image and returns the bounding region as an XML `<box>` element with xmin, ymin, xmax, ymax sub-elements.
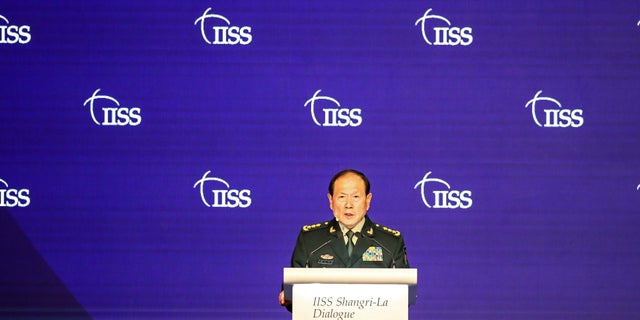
<box><xmin>328</xmin><ymin>173</ymin><xmax>372</xmax><ymax>229</ymax></box>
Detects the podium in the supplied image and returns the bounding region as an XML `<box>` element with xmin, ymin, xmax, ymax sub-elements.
<box><xmin>283</xmin><ymin>268</ymin><xmax>417</xmax><ymax>320</ymax></box>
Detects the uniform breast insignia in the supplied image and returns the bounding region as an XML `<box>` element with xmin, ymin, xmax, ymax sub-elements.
<box><xmin>375</xmin><ymin>224</ymin><xmax>401</xmax><ymax>237</ymax></box>
<box><xmin>302</xmin><ymin>221</ymin><xmax>329</xmax><ymax>232</ymax></box>
<box><xmin>318</xmin><ymin>254</ymin><xmax>334</xmax><ymax>265</ymax></box>
<box><xmin>362</xmin><ymin>246</ymin><xmax>383</xmax><ymax>262</ymax></box>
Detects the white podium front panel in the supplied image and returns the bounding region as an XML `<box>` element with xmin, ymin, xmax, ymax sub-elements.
<box><xmin>292</xmin><ymin>283</ymin><xmax>407</xmax><ymax>320</ymax></box>
<box><xmin>284</xmin><ymin>268</ymin><xmax>417</xmax><ymax>285</ymax></box>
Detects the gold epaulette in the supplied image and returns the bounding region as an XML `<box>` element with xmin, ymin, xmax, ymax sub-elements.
<box><xmin>374</xmin><ymin>223</ymin><xmax>401</xmax><ymax>237</ymax></box>
<box><xmin>302</xmin><ymin>221</ymin><xmax>330</xmax><ymax>232</ymax></box>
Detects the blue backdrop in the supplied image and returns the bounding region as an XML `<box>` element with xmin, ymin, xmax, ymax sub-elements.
<box><xmin>2</xmin><ymin>1</ymin><xmax>640</xmax><ymax>319</ymax></box>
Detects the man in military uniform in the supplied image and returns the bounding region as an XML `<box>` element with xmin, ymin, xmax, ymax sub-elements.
<box><xmin>279</xmin><ymin>169</ymin><xmax>409</xmax><ymax>307</ymax></box>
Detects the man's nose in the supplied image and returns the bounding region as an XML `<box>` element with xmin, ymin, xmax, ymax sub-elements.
<box><xmin>345</xmin><ymin>197</ymin><xmax>354</xmax><ymax>207</ymax></box>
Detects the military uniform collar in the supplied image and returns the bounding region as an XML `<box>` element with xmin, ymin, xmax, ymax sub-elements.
<box><xmin>326</xmin><ymin>216</ymin><xmax>378</xmax><ymax>238</ymax></box>
<box><xmin>361</xmin><ymin>216</ymin><xmax>376</xmax><ymax>237</ymax></box>
<box><xmin>332</xmin><ymin>216</ymin><xmax>376</xmax><ymax>238</ymax></box>
<box><xmin>337</xmin><ymin>217</ymin><xmax>366</xmax><ymax>235</ymax></box>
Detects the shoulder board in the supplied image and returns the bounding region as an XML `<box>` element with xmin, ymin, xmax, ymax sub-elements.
<box><xmin>302</xmin><ymin>221</ymin><xmax>330</xmax><ymax>232</ymax></box>
<box><xmin>374</xmin><ymin>223</ymin><xmax>402</xmax><ymax>237</ymax></box>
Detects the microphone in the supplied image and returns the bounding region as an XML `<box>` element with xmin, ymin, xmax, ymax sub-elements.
<box><xmin>355</xmin><ymin>232</ymin><xmax>396</xmax><ymax>268</ymax></box>
<box><xmin>304</xmin><ymin>233</ymin><xmax>339</xmax><ymax>268</ymax></box>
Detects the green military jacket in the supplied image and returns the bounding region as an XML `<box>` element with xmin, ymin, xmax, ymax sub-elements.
<box><xmin>290</xmin><ymin>216</ymin><xmax>409</xmax><ymax>268</ymax></box>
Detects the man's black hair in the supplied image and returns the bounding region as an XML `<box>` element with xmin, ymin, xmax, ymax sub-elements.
<box><xmin>328</xmin><ymin>169</ymin><xmax>370</xmax><ymax>195</ymax></box>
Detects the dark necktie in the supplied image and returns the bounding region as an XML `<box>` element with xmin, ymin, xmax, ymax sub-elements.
<box><xmin>346</xmin><ymin>230</ymin><xmax>354</xmax><ymax>257</ymax></box>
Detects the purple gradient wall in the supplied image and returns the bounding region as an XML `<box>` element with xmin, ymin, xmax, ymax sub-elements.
<box><xmin>2</xmin><ymin>1</ymin><xmax>640</xmax><ymax>319</ymax></box>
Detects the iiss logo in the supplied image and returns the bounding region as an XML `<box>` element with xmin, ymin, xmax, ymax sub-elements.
<box><xmin>304</xmin><ymin>90</ymin><xmax>363</xmax><ymax>127</ymax></box>
<box><xmin>83</xmin><ymin>89</ymin><xmax>142</xmax><ymax>126</ymax></box>
<box><xmin>0</xmin><ymin>178</ymin><xmax>30</xmax><ymax>208</ymax></box>
<box><xmin>525</xmin><ymin>90</ymin><xmax>584</xmax><ymax>128</ymax></box>
<box><xmin>415</xmin><ymin>8</ymin><xmax>473</xmax><ymax>46</ymax></box>
<box><xmin>193</xmin><ymin>171</ymin><xmax>252</xmax><ymax>208</ymax></box>
<box><xmin>414</xmin><ymin>172</ymin><xmax>472</xmax><ymax>209</ymax></box>
<box><xmin>194</xmin><ymin>7</ymin><xmax>252</xmax><ymax>45</ymax></box>
<box><xmin>0</xmin><ymin>14</ymin><xmax>31</xmax><ymax>44</ymax></box>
